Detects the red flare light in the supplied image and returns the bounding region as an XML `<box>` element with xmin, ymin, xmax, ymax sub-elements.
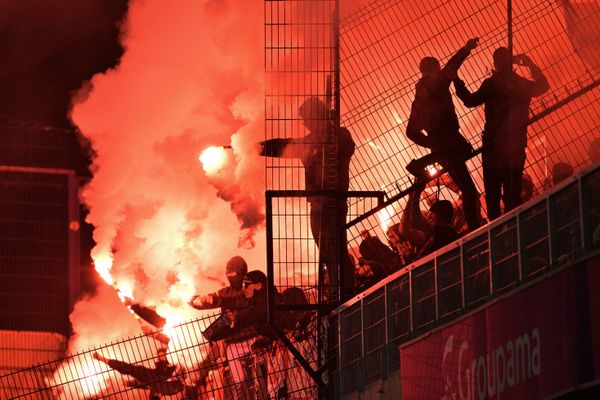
<box><xmin>199</xmin><ymin>146</ymin><xmax>229</xmax><ymax>175</ymax></box>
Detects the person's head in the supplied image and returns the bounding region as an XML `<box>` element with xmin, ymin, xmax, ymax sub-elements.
<box><xmin>419</xmin><ymin>56</ymin><xmax>441</xmax><ymax>77</ymax></box>
<box><xmin>242</xmin><ymin>270</ymin><xmax>267</xmax><ymax>299</ymax></box>
<box><xmin>281</xmin><ymin>287</ymin><xmax>308</xmax><ymax>306</ymax></box>
<box><xmin>493</xmin><ymin>47</ymin><xmax>512</xmax><ymax>74</ymax></box>
<box><xmin>588</xmin><ymin>137</ymin><xmax>600</xmax><ymax>163</ymax></box>
<box><xmin>360</xmin><ymin>230</ymin><xmax>371</xmax><ymax>240</ymax></box>
<box><xmin>552</xmin><ymin>162</ymin><xmax>574</xmax><ymax>186</ymax></box>
<box><xmin>281</xmin><ymin>287</ymin><xmax>311</xmax><ymax>335</ymax></box>
<box><xmin>299</xmin><ymin>97</ymin><xmax>329</xmax><ymax>134</ymax></box>
<box><xmin>521</xmin><ymin>174</ymin><xmax>535</xmax><ymax>202</ymax></box>
<box><xmin>422</xmin><ymin>191</ymin><xmax>438</xmax><ymax>208</ymax></box>
<box><xmin>386</xmin><ymin>223</ymin><xmax>403</xmax><ymax>248</ymax></box>
<box><xmin>429</xmin><ymin>200</ymin><xmax>454</xmax><ymax>227</ymax></box>
<box><xmin>355</xmin><ymin>259</ymin><xmax>374</xmax><ymax>279</ymax></box>
<box><xmin>225</xmin><ymin>256</ymin><xmax>248</xmax><ymax>290</ymax></box>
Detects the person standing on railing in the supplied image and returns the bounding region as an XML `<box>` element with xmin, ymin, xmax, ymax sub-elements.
<box><xmin>406</xmin><ymin>38</ymin><xmax>482</xmax><ymax>232</ymax></box>
<box><xmin>454</xmin><ymin>48</ymin><xmax>549</xmax><ymax>221</ymax></box>
<box><xmin>259</xmin><ymin>97</ymin><xmax>356</xmax><ymax>299</ymax></box>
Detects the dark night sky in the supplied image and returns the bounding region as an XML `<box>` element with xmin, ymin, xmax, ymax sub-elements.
<box><xmin>0</xmin><ymin>1</ymin><xmax>129</xmax><ymax>127</ymax></box>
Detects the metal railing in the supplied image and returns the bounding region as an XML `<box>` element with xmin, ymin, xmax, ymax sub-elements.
<box><xmin>332</xmin><ymin>162</ymin><xmax>600</xmax><ymax>396</ymax></box>
<box><xmin>0</xmin><ymin>309</ymin><xmax>321</xmax><ymax>399</ymax></box>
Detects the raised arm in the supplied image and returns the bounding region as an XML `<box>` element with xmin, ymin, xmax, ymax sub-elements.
<box><xmin>400</xmin><ymin>177</ymin><xmax>432</xmax><ymax>246</ymax></box>
<box><xmin>442</xmin><ymin>38</ymin><xmax>479</xmax><ymax>80</ymax></box>
<box><xmin>515</xmin><ymin>54</ymin><xmax>549</xmax><ymax>97</ymax></box>
<box><xmin>259</xmin><ymin>137</ymin><xmax>307</xmax><ymax>159</ymax></box>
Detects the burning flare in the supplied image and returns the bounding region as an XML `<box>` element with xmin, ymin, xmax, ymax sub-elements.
<box><xmin>199</xmin><ymin>146</ymin><xmax>229</xmax><ymax>175</ymax></box>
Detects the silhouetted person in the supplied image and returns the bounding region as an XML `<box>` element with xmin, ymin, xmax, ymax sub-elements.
<box><xmin>259</xmin><ymin>97</ymin><xmax>356</xmax><ymax>299</ymax></box>
<box><xmin>190</xmin><ymin>256</ymin><xmax>248</xmax><ymax>310</ymax></box>
<box><xmin>406</xmin><ymin>38</ymin><xmax>482</xmax><ymax>232</ymax></box>
<box><xmin>552</xmin><ymin>161</ymin><xmax>574</xmax><ymax>186</ymax></box>
<box><xmin>358</xmin><ymin>230</ymin><xmax>401</xmax><ymax>274</ymax></box>
<box><xmin>189</xmin><ymin>256</ymin><xmax>252</xmax><ymax>399</ymax></box>
<box><xmin>386</xmin><ymin>223</ymin><xmax>418</xmax><ymax>266</ymax></box>
<box><xmin>589</xmin><ymin>137</ymin><xmax>600</xmax><ymax>163</ymax></box>
<box><xmin>521</xmin><ymin>174</ymin><xmax>536</xmax><ymax>202</ymax></box>
<box><xmin>217</xmin><ymin>270</ymin><xmax>279</xmax><ymax>400</ymax></box>
<box><xmin>401</xmin><ymin>167</ymin><xmax>459</xmax><ymax>258</ymax></box>
<box><xmin>455</xmin><ymin>48</ymin><xmax>549</xmax><ymax>220</ymax></box>
<box><xmin>93</xmin><ymin>348</ymin><xmax>185</xmax><ymax>397</ymax></box>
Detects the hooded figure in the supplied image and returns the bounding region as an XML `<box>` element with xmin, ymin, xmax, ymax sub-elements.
<box><xmin>225</xmin><ymin>256</ymin><xmax>248</xmax><ymax>291</ymax></box>
<box><xmin>189</xmin><ymin>256</ymin><xmax>248</xmax><ymax>310</ymax></box>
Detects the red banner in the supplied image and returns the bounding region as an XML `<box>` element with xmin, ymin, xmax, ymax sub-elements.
<box><xmin>400</xmin><ymin>258</ymin><xmax>600</xmax><ymax>399</ymax></box>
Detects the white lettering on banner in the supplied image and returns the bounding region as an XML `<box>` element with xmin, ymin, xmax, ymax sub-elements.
<box><xmin>441</xmin><ymin>328</ymin><xmax>541</xmax><ymax>400</ymax></box>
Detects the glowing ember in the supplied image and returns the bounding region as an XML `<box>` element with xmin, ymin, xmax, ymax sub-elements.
<box><xmin>199</xmin><ymin>146</ymin><xmax>229</xmax><ymax>175</ymax></box>
<box><xmin>115</xmin><ymin>283</ymin><xmax>134</xmax><ymax>303</ymax></box>
<box><xmin>378</xmin><ymin>208</ymin><xmax>392</xmax><ymax>233</ymax></box>
<box><xmin>162</xmin><ymin>316</ymin><xmax>182</xmax><ymax>341</ymax></box>
<box><xmin>49</xmin><ymin>357</ymin><xmax>108</xmax><ymax>399</ymax></box>
<box><xmin>79</xmin><ymin>359</ymin><xmax>109</xmax><ymax>397</ymax></box>
<box><xmin>426</xmin><ymin>164</ymin><xmax>438</xmax><ymax>177</ymax></box>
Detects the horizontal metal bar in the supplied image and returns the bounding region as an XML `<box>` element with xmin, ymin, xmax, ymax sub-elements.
<box><xmin>266</xmin><ymin>189</ymin><xmax>384</xmax><ymax>199</ymax></box>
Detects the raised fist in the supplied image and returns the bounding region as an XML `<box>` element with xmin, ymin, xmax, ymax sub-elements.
<box><xmin>465</xmin><ymin>37</ymin><xmax>479</xmax><ymax>51</ymax></box>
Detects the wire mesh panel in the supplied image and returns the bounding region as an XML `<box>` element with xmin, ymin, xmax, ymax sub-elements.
<box><xmin>0</xmin><ymin>168</ymin><xmax>79</xmax><ymax>336</ymax></box>
<box><xmin>490</xmin><ymin>216</ymin><xmax>520</xmax><ymax>294</ymax></box>
<box><xmin>519</xmin><ymin>200</ymin><xmax>551</xmax><ymax>278</ymax></box>
<box><xmin>385</xmin><ymin>273</ymin><xmax>409</xmax><ymax>369</ymax></box>
<box><xmin>265</xmin><ymin>0</ymin><xmax>356</xmax><ymax>304</ymax></box>
<box><xmin>361</xmin><ymin>287</ymin><xmax>386</xmax><ymax>383</ymax></box>
<box><xmin>338</xmin><ymin>302</ymin><xmax>362</xmax><ymax>395</ymax></box>
<box><xmin>462</xmin><ymin>233</ymin><xmax>490</xmax><ymax>308</ymax></box>
<box><xmin>410</xmin><ymin>260</ymin><xmax>436</xmax><ymax>332</ymax></box>
<box><xmin>436</xmin><ymin>246</ymin><xmax>462</xmax><ymax>321</ymax></box>
<box><xmin>338</xmin><ymin>0</ymin><xmax>600</xmax><ymax>253</ymax></box>
<box><xmin>581</xmin><ymin>166</ymin><xmax>600</xmax><ymax>251</ymax></box>
<box><xmin>0</xmin><ymin>310</ymin><xmax>319</xmax><ymax>400</ymax></box>
<box><xmin>549</xmin><ymin>181</ymin><xmax>582</xmax><ymax>266</ymax></box>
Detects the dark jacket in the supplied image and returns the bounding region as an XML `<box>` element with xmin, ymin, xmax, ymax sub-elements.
<box><xmin>454</xmin><ymin>67</ymin><xmax>549</xmax><ymax>157</ymax></box>
<box><xmin>406</xmin><ymin>46</ymin><xmax>474</xmax><ymax>156</ymax></box>
<box><xmin>191</xmin><ymin>286</ymin><xmax>254</xmax><ymax>343</ymax></box>
<box><xmin>219</xmin><ymin>289</ymin><xmax>282</xmax><ymax>339</ymax></box>
<box><xmin>190</xmin><ymin>286</ymin><xmax>243</xmax><ymax>310</ymax></box>
<box><xmin>420</xmin><ymin>225</ymin><xmax>459</xmax><ymax>256</ymax></box>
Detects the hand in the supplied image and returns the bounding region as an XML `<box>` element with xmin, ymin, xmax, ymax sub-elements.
<box><xmin>92</xmin><ymin>352</ymin><xmax>108</xmax><ymax>364</ymax></box>
<box><xmin>465</xmin><ymin>37</ymin><xmax>479</xmax><ymax>51</ymax></box>
<box><xmin>190</xmin><ymin>295</ymin><xmax>213</xmax><ymax>307</ymax></box>
<box><xmin>513</xmin><ymin>54</ymin><xmax>533</xmax><ymax>67</ymax></box>
<box><xmin>256</xmin><ymin>141</ymin><xmax>265</xmax><ymax>155</ymax></box>
<box><xmin>225</xmin><ymin>310</ymin><xmax>236</xmax><ymax>328</ymax></box>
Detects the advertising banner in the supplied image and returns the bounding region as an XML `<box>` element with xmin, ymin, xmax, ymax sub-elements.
<box><xmin>400</xmin><ymin>259</ymin><xmax>600</xmax><ymax>399</ymax></box>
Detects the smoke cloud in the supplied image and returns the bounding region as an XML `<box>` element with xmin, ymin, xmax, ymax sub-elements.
<box><xmin>68</xmin><ymin>0</ymin><xmax>267</xmax><ymax>355</ymax></box>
